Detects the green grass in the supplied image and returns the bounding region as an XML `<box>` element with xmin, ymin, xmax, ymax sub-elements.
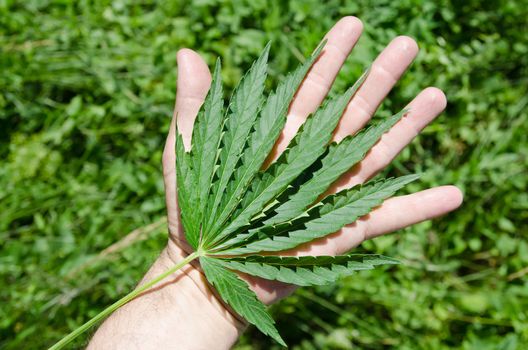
<box><xmin>1</xmin><ymin>0</ymin><xmax>527</xmax><ymax>349</ymax></box>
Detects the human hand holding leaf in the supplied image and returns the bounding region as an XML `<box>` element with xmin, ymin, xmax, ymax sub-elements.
<box><xmin>160</xmin><ymin>17</ymin><xmax>462</xmax><ymax>345</ymax></box>
<box><xmin>52</xmin><ymin>16</ymin><xmax>462</xmax><ymax>349</ymax></box>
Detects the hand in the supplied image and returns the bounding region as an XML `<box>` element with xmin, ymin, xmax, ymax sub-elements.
<box><xmin>163</xmin><ymin>16</ymin><xmax>462</xmax><ymax>303</ymax></box>
<box><xmin>90</xmin><ymin>16</ymin><xmax>462</xmax><ymax>349</ymax></box>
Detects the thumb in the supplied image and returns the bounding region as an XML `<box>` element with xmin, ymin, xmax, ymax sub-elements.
<box><xmin>174</xmin><ymin>49</ymin><xmax>212</xmax><ymax>150</ymax></box>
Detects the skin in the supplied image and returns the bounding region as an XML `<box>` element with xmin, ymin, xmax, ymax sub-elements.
<box><xmin>88</xmin><ymin>17</ymin><xmax>463</xmax><ymax>349</ymax></box>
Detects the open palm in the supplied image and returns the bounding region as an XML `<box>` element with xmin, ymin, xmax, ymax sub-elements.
<box><xmin>161</xmin><ymin>17</ymin><xmax>462</xmax><ymax>306</ymax></box>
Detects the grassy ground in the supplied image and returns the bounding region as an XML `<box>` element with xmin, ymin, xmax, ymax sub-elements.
<box><xmin>1</xmin><ymin>0</ymin><xmax>527</xmax><ymax>349</ymax></box>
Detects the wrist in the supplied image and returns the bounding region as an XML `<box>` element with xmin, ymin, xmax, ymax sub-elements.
<box><xmin>163</xmin><ymin>239</ymin><xmax>249</xmax><ymax>329</ymax></box>
<box><xmin>88</xmin><ymin>241</ymin><xmax>244</xmax><ymax>350</ymax></box>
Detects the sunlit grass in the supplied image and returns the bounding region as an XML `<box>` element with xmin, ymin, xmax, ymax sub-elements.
<box><xmin>1</xmin><ymin>1</ymin><xmax>527</xmax><ymax>349</ymax></box>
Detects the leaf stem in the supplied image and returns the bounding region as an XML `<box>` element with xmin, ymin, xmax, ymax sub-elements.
<box><xmin>49</xmin><ymin>251</ymin><xmax>200</xmax><ymax>350</ymax></box>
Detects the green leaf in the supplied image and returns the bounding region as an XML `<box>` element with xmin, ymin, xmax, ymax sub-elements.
<box><xmin>202</xmin><ymin>43</ymin><xmax>270</xmax><ymax>240</ymax></box>
<box><xmin>215</xmin><ymin>254</ymin><xmax>399</xmax><ymax>286</ymax></box>
<box><xmin>215</xmin><ymin>109</ymin><xmax>408</xmax><ymax>250</ymax></box>
<box><xmin>189</xmin><ymin>59</ymin><xmax>224</xmax><ymax>244</ymax></box>
<box><xmin>211</xmin><ymin>80</ymin><xmax>360</xmax><ymax>247</ymax></box>
<box><xmin>200</xmin><ymin>256</ymin><xmax>286</xmax><ymax>346</ymax></box>
<box><xmin>220</xmin><ymin>175</ymin><xmax>420</xmax><ymax>255</ymax></box>
<box><xmin>173</xmin><ymin>43</ymin><xmax>421</xmax><ymax>348</ymax></box>
<box><xmin>204</xmin><ymin>43</ymin><xmax>326</xmax><ymax>247</ymax></box>
<box><xmin>261</xmin><ymin>108</ymin><xmax>408</xmax><ymax>227</ymax></box>
<box><xmin>176</xmin><ymin>131</ymin><xmax>200</xmax><ymax>249</ymax></box>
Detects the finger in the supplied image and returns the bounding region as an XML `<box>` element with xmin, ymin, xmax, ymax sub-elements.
<box><xmin>333</xmin><ymin>36</ymin><xmax>419</xmax><ymax>142</ymax></box>
<box><xmin>163</xmin><ymin>49</ymin><xmax>211</xmax><ymax>236</ymax></box>
<box><xmin>175</xmin><ymin>49</ymin><xmax>212</xmax><ymax>150</ymax></box>
<box><xmin>293</xmin><ymin>186</ymin><xmax>463</xmax><ymax>257</ymax></box>
<box><xmin>270</xmin><ymin>16</ymin><xmax>363</xmax><ymax>161</ymax></box>
<box><xmin>361</xmin><ymin>185</ymin><xmax>464</xmax><ymax>239</ymax></box>
<box><xmin>330</xmin><ymin>87</ymin><xmax>447</xmax><ymax>194</ymax></box>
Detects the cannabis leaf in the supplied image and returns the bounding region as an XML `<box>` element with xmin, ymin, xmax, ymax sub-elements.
<box><xmin>51</xmin><ymin>42</ymin><xmax>419</xmax><ymax>350</ymax></box>
<box><xmin>171</xmin><ymin>40</ymin><xmax>417</xmax><ymax>345</ymax></box>
<box><xmin>200</xmin><ymin>256</ymin><xmax>286</xmax><ymax>346</ymax></box>
<box><xmin>213</xmin><ymin>254</ymin><xmax>399</xmax><ymax>286</ymax></box>
<box><xmin>219</xmin><ymin>175</ymin><xmax>419</xmax><ymax>255</ymax></box>
<box><xmin>214</xmin><ymin>82</ymin><xmax>361</xmax><ymax>246</ymax></box>
<box><xmin>202</xmin><ymin>44</ymin><xmax>271</xmax><ymax>236</ymax></box>
<box><xmin>202</xmin><ymin>43</ymin><xmax>326</xmax><ymax>246</ymax></box>
<box><xmin>176</xmin><ymin>132</ymin><xmax>199</xmax><ymax>248</ymax></box>
<box><xmin>261</xmin><ymin>108</ymin><xmax>408</xmax><ymax>227</ymax></box>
